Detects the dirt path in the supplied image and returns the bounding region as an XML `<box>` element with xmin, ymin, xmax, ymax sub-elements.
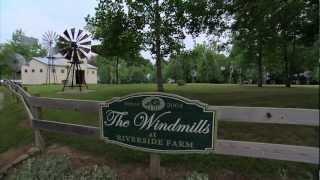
<box><xmin>0</xmin><ymin>145</ymin><xmax>32</xmax><ymax>170</ymax></box>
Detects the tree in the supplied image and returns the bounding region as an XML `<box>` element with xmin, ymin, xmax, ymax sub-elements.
<box><xmin>125</xmin><ymin>0</ymin><xmax>189</xmax><ymax>91</ymax></box>
<box><xmin>0</xmin><ymin>29</ymin><xmax>46</xmax><ymax>79</ymax></box>
<box><xmin>9</xmin><ymin>29</ymin><xmax>46</xmax><ymax>60</ymax></box>
<box><xmin>88</xmin><ymin>0</ymin><xmax>225</xmax><ymax>90</ymax></box>
<box><xmin>165</xmin><ymin>43</ymin><xmax>227</xmax><ymax>83</ymax></box>
<box><xmin>0</xmin><ymin>48</ymin><xmax>12</xmax><ymax>79</ymax></box>
<box><xmin>86</xmin><ymin>1</ymin><xmax>142</xmax><ymax>84</ymax></box>
<box><xmin>229</xmin><ymin>0</ymin><xmax>279</xmax><ymax>87</ymax></box>
<box><xmin>271</xmin><ymin>0</ymin><xmax>318</xmax><ymax>87</ymax></box>
<box><xmin>228</xmin><ymin>0</ymin><xmax>318</xmax><ymax>87</ymax></box>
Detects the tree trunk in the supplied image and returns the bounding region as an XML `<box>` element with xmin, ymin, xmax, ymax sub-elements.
<box><xmin>257</xmin><ymin>43</ymin><xmax>263</xmax><ymax>87</ymax></box>
<box><xmin>284</xmin><ymin>42</ymin><xmax>291</xmax><ymax>88</ymax></box>
<box><xmin>115</xmin><ymin>57</ymin><xmax>119</xmax><ymax>84</ymax></box>
<box><xmin>291</xmin><ymin>35</ymin><xmax>296</xmax><ymax>84</ymax></box>
<box><xmin>239</xmin><ymin>67</ymin><xmax>242</xmax><ymax>85</ymax></box>
<box><xmin>155</xmin><ymin>0</ymin><xmax>164</xmax><ymax>92</ymax></box>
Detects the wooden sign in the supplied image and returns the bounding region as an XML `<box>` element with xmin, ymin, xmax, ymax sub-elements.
<box><xmin>100</xmin><ymin>93</ymin><xmax>216</xmax><ymax>153</ymax></box>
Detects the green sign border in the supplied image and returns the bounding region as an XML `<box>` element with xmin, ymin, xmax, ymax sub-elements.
<box><xmin>100</xmin><ymin>92</ymin><xmax>217</xmax><ymax>154</ymax></box>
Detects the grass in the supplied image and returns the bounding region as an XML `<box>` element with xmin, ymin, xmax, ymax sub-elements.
<box><xmin>26</xmin><ymin>83</ymin><xmax>318</xmax><ymax>109</ymax></box>
<box><xmin>2</xmin><ymin>83</ymin><xmax>319</xmax><ymax>179</ymax></box>
<box><xmin>0</xmin><ymin>86</ymin><xmax>33</xmax><ymax>153</ymax></box>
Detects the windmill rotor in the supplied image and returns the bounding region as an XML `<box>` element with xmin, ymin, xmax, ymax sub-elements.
<box><xmin>42</xmin><ymin>31</ymin><xmax>58</xmax><ymax>57</ymax></box>
<box><xmin>57</xmin><ymin>28</ymin><xmax>91</xmax><ymax>63</ymax></box>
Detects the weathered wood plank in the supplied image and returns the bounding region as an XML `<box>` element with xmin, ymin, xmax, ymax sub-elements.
<box><xmin>32</xmin><ymin>119</ymin><xmax>100</xmax><ymax>137</ymax></box>
<box><xmin>30</xmin><ymin>119</ymin><xmax>319</xmax><ymax>164</ymax></box>
<box><xmin>210</xmin><ymin>106</ymin><xmax>319</xmax><ymax>126</ymax></box>
<box><xmin>6</xmin><ymin>84</ymin><xmax>34</xmax><ymax>120</ymax></box>
<box><xmin>29</xmin><ymin>96</ymin><xmax>102</xmax><ymax>113</ymax></box>
<box><xmin>215</xmin><ymin>140</ymin><xmax>319</xmax><ymax>164</ymax></box>
<box><xmin>7</xmin><ymin>80</ymin><xmax>316</xmax><ymax>127</ymax></box>
<box><xmin>32</xmin><ymin>94</ymin><xmax>46</xmax><ymax>151</ymax></box>
<box><xmin>29</xmin><ymin>97</ymin><xmax>319</xmax><ymax>126</ymax></box>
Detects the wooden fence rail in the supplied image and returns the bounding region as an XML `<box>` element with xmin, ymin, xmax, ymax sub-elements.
<box><xmin>2</xmin><ymin>80</ymin><xmax>319</xmax><ymax>165</ymax></box>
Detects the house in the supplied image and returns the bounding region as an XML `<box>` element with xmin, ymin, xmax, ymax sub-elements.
<box><xmin>21</xmin><ymin>54</ymin><xmax>97</xmax><ymax>85</ymax></box>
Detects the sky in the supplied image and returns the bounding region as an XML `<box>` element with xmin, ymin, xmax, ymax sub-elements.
<box><xmin>0</xmin><ymin>0</ymin><xmax>216</xmax><ymax>62</ymax></box>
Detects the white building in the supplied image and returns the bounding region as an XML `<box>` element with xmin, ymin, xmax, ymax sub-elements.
<box><xmin>21</xmin><ymin>54</ymin><xmax>97</xmax><ymax>85</ymax></box>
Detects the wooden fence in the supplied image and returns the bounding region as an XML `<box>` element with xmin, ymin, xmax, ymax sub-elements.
<box><xmin>2</xmin><ymin>80</ymin><xmax>319</xmax><ymax>165</ymax></box>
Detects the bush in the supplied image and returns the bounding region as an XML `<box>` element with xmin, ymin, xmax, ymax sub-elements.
<box><xmin>8</xmin><ymin>155</ymin><xmax>117</xmax><ymax>180</ymax></box>
<box><xmin>176</xmin><ymin>80</ymin><xmax>186</xmax><ymax>86</ymax></box>
<box><xmin>186</xmin><ymin>171</ymin><xmax>208</xmax><ymax>180</ymax></box>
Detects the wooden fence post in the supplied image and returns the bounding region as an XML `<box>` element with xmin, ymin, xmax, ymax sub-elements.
<box><xmin>150</xmin><ymin>153</ymin><xmax>161</xmax><ymax>179</ymax></box>
<box><xmin>32</xmin><ymin>94</ymin><xmax>45</xmax><ymax>151</ymax></box>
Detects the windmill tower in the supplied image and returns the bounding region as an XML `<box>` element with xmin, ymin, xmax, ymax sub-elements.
<box><xmin>42</xmin><ymin>31</ymin><xmax>58</xmax><ymax>84</ymax></box>
<box><xmin>57</xmin><ymin>28</ymin><xmax>91</xmax><ymax>91</ymax></box>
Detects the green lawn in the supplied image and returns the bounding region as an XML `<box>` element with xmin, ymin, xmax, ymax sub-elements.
<box><xmin>2</xmin><ymin>84</ymin><xmax>319</xmax><ymax>179</ymax></box>
<box><xmin>26</xmin><ymin>83</ymin><xmax>318</xmax><ymax>108</ymax></box>
<box><xmin>0</xmin><ymin>87</ymin><xmax>33</xmax><ymax>153</ymax></box>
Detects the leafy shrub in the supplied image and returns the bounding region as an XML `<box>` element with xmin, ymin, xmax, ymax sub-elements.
<box><xmin>8</xmin><ymin>155</ymin><xmax>70</xmax><ymax>180</ymax></box>
<box><xmin>66</xmin><ymin>165</ymin><xmax>117</xmax><ymax>180</ymax></box>
<box><xmin>186</xmin><ymin>171</ymin><xmax>208</xmax><ymax>180</ymax></box>
<box><xmin>8</xmin><ymin>155</ymin><xmax>117</xmax><ymax>180</ymax></box>
<box><xmin>177</xmin><ymin>80</ymin><xmax>186</xmax><ymax>86</ymax></box>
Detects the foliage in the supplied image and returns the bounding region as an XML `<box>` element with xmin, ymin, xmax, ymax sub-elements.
<box><xmin>67</xmin><ymin>165</ymin><xmax>117</xmax><ymax>180</ymax></box>
<box><xmin>86</xmin><ymin>2</ymin><xmax>141</xmax><ymax>60</ymax></box>
<box><xmin>165</xmin><ymin>44</ymin><xmax>227</xmax><ymax>83</ymax></box>
<box><xmin>8</xmin><ymin>155</ymin><xmax>117</xmax><ymax>180</ymax></box>
<box><xmin>9</xmin><ymin>155</ymin><xmax>71</xmax><ymax>180</ymax></box>
<box><xmin>0</xmin><ymin>29</ymin><xmax>46</xmax><ymax>79</ymax></box>
<box><xmin>96</xmin><ymin>55</ymin><xmax>153</xmax><ymax>84</ymax></box>
<box><xmin>0</xmin><ymin>50</ymin><xmax>13</xmax><ymax>79</ymax></box>
<box><xmin>228</xmin><ymin>0</ymin><xmax>319</xmax><ymax>87</ymax></box>
<box><xmin>186</xmin><ymin>171</ymin><xmax>208</xmax><ymax>180</ymax></box>
<box><xmin>6</xmin><ymin>29</ymin><xmax>46</xmax><ymax>60</ymax></box>
<box><xmin>86</xmin><ymin>1</ymin><xmax>142</xmax><ymax>83</ymax></box>
<box><xmin>87</xmin><ymin>0</ymin><xmax>224</xmax><ymax>91</ymax></box>
<box><xmin>0</xmin><ymin>87</ymin><xmax>33</xmax><ymax>153</ymax></box>
<box><xmin>176</xmin><ymin>79</ymin><xmax>186</xmax><ymax>86</ymax></box>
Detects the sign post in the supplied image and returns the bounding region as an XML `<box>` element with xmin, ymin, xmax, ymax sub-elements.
<box><xmin>100</xmin><ymin>93</ymin><xmax>216</xmax><ymax>178</ymax></box>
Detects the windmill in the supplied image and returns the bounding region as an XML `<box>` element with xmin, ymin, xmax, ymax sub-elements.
<box><xmin>57</xmin><ymin>28</ymin><xmax>91</xmax><ymax>91</ymax></box>
<box><xmin>42</xmin><ymin>31</ymin><xmax>58</xmax><ymax>84</ymax></box>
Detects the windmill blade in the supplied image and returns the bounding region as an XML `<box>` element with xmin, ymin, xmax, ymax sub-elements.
<box><xmin>71</xmin><ymin>28</ymin><xmax>76</xmax><ymax>41</ymax></box>
<box><xmin>44</xmin><ymin>32</ymin><xmax>50</xmax><ymax>39</ymax></box>
<box><xmin>79</xmin><ymin>46</ymin><xmax>91</xmax><ymax>54</ymax></box>
<box><xmin>65</xmin><ymin>50</ymin><xmax>72</xmax><ymax>60</ymax></box>
<box><xmin>78</xmin><ymin>49</ymin><xmax>87</xmax><ymax>59</ymax></box>
<box><xmin>78</xmin><ymin>34</ymin><xmax>89</xmax><ymax>42</ymax></box>
<box><xmin>79</xmin><ymin>41</ymin><xmax>91</xmax><ymax>46</ymax></box>
<box><xmin>60</xmin><ymin>49</ymin><xmax>68</xmax><ymax>56</ymax></box>
<box><xmin>76</xmin><ymin>29</ymin><xmax>84</xmax><ymax>41</ymax></box>
<box><xmin>58</xmin><ymin>36</ymin><xmax>70</xmax><ymax>43</ymax></box>
<box><xmin>63</xmin><ymin>29</ymin><xmax>71</xmax><ymax>41</ymax></box>
<box><xmin>52</xmin><ymin>32</ymin><xmax>58</xmax><ymax>41</ymax></box>
<box><xmin>60</xmin><ymin>46</ymin><xmax>72</xmax><ymax>55</ymax></box>
<box><xmin>42</xmin><ymin>34</ymin><xmax>48</xmax><ymax>41</ymax></box>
